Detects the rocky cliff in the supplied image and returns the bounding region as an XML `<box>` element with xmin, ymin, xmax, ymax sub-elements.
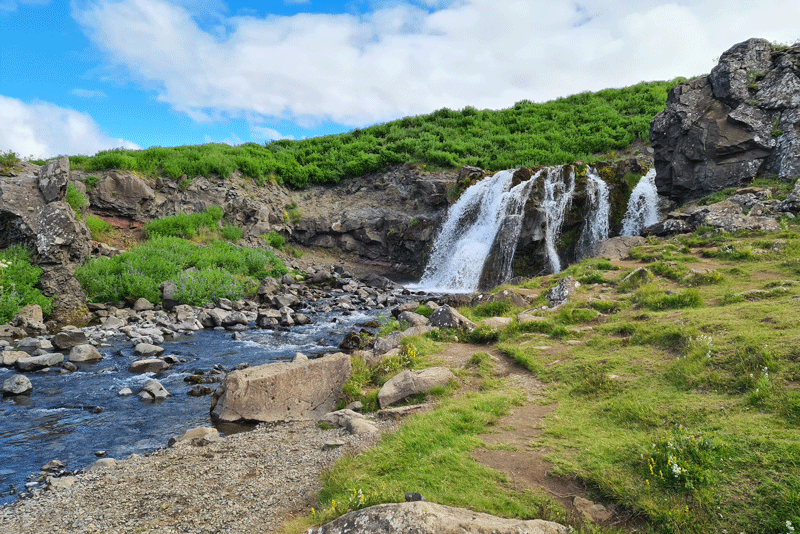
<box><xmin>0</xmin><ymin>157</ymin><xmax>91</xmax><ymax>322</ymax></box>
<box><xmin>651</xmin><ymin>38</ymin><xmax>800</xmax><ymax>202</ymax></box>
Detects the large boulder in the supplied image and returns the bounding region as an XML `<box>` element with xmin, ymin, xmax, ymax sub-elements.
<box><xmin>88</xmin><ymin>171</ymin><xmax>155</xmax><ymax>218</ymax></box>
<box><xmin>52</xmin><ymin>330</ymin><xmax>89</xmax><ymax>350</ymax></box>
<box><xmin>308</xmin><ymin>502</ymin><xmax>567</xmax><ymax>534</ymax></box>
<box><xmin>652</xmin><ymin>38</ymin><xmax>800</xmax><ymax>202</ymax></box>
<box><xmin>210</xmin><ymin>352</ymin><xmax>351</xmax><ymax>423</ymax></box>
<box><xmin>377</xmin><ymin>367</ymin><xmax>457</xmax><ymax>408</ymax></box>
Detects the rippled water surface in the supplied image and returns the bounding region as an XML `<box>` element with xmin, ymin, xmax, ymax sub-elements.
<box><xmin>0</xmin><ymin>309</ymin><xmax>377</xmax><ymax>506</ymax></box>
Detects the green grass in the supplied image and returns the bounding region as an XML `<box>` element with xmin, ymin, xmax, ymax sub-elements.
<box><xmin>304</xmin><ymin>226</ymin><xmax>800</xmax><ymax>534</ymax></box>
<box><xmin>86</xmin><ymin>214</ymin><xmax>115</xmax><ymax>242</ymax></box>
<box><xmin>75</xmin><ymin>236</ymin><xmax>287</xmax><ymax>304</ymax></box>
<box><xmin>65</xmin><ymin>182</ymin><xmax>88</xmax><ymax>217</ymax></box>
<box><xmin>67</xmin><ymin>80</ymin><xmax>680</xmax><ymax>188</ymax></box>
<box><xmin>0</xmin><ymin>149</ymin><xmax>21</xmax><ymax>173</ymax></box>
<box><xmin>0</xmin><ymin>246</ymin><xmax>53</xmax><ymax>323</ymax></box>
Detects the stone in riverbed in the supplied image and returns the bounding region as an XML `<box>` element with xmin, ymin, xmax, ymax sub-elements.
<box><xmin>69</xmin><ymin>344</ymin><xmax>103</xmax><ymax>362</ymax></box>
<box><xmin>128</xmin><ymin>358</ymin><xmax>169</xmax><ymax>374</ymax></box>
<box><xmin>168</xmin><ymin>426</ymin><xmax>219</xmax><ymax>447</ymax></box>
<box><xmin>15</xmin><ymin>352</ymin><xmax>64</xmax><ymax>372</ymax></box>
<box><xmin>134</xmin><ymin>343</ymin><xmax>165</xmax><ymax>357</ymax></box>
<box><xmin>51</xmin><ymin>330</ymin><xmax>88</xmax><ymax>350</ymax></box>
<box><xmin>139</xmin><ymin>379</ymin><xmax>169</xmax><ymax>400</ymax></box>
<box><xmin>2</xmin><ymin>374</ymin><xmax>33</xmax><ymax>396</ymax></box>
<box><xmin>1</xmin><ymin>350</ymin><xmax>29</xmax><ymax>367</ymax></box>
<box><xmin>210</xmin><ymin>352</ymin><xmax>351</xmax><ymax>423</ymax></box>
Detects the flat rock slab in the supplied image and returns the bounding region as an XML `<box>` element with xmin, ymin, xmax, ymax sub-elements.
<box><xmin>210</xmin><ymin>352</ymin><xmax>351</xmax><ymax>423</ymax></box>
<box><xmin>308</xmin><ymin>502</ymin><xmax>567</xmax><ymax>534</ymax></box>
<box><xmin>15</xmin><ymin>353</ymin><xmax>64</xmax><ymax>372</ymax></box>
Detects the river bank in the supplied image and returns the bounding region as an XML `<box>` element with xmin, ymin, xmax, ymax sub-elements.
<box><xmin>0</xmin><ymin>418</ymin><xmax>395</xmax><ymax>534</ymax></box>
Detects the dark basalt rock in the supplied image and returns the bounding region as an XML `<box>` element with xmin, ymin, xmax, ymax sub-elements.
<box><xmin>651</xmin><ymin>38</ymin><xmax>800</xmax><ymax>203</ymax></box>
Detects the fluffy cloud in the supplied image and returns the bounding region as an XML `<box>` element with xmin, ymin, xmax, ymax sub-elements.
<box><xmin>0</xmin><ymin>95</ymin><xmax>140</xmax><ymax>159</ymax></box>
<box><xmin>71</xmin><ymin>88</ymin><xmax>108</xmax><ymax>99</ymax></box>
<box><xmin>72</xmin><ymin>0</ymin><xmax>800</xmax><ymax>127</ymax></box>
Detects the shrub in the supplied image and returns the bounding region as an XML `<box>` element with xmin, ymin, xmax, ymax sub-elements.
<box><xmin>0</xmin><ymin>246</ymin><xmax>53</xmax><ymax>323</ymax></box>
<box><xmin>65</xmin><ymin>183</ymin><xmax>87</xmax><ymax>217</ymax></box>
<box><xmin>264</xmin><ymin>231</ymin><xmax>285</xmax><ymax>250</ymax></box>
<box><xmin>221</xmin><ymin>225</ymin><xmax>243</xmax><ymax>242</ymax></box>
<box><xmin>86</xmin><ymin>215</ymin><xmax>114</xmax><ymax>242</ymax></box>
<box><xmin>76</xmin><ymin>236</ymin><xmax>287</xmax><ymax>304</ymax></box>
<box><xmin>144</xmin><ymin>206</ymin><xmax>225</xmax><ymax>239</ymax></box>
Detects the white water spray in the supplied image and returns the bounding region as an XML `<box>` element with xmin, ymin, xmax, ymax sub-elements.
<box><xmin>620</xmin><ymin>168</ymin><xmax>660</xmax><ymax>236</ymax></box>
<box><xmin>576</xmin><ymin>167</ymin><xmax>610</xmax><ymax>259</ymax></box>
<box><xmin>542</xmin><ymin>166</ymin><xmax>576</xmax><ymax>273</ymax></box>
<box><xmin>413</xmin><ymin>169</ymin><xmax>536</xmax><ymax>293</ymax></box>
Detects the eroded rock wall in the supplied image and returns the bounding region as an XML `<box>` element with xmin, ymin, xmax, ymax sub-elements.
<box><xmin>651</xmin><ymin>38</ymin><xmax>800</xmax><ymax>202</ymax></box>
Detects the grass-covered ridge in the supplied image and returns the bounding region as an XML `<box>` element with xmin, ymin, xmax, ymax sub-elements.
<box><xmin>68</xmin><ymin>80</ymin><xmax>680</xmax><ymax>188</ymax></box>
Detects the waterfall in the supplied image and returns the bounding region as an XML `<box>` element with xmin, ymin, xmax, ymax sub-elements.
<box><xmin>620</xmin><ymin>168</ymin><xmax>660</xmax><ymax>236</ymax></box>
<box><xmin>413</xmin><ymin>169</ymin><xmax>537</xmax><ymax>293</ymax></box>
<box><xmin>575</xmin><ymin>167</ymin><xmax>610</xmax><ymax>260</ymax></box>
<box><xmin>542</xmin><ymin>166</ymin><xmax>576</xmax><ymax>273</ymax></box>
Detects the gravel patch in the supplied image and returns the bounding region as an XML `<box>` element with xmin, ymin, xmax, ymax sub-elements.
<box><xmin>0</xmin><ymin>418</ymin><xmax>396</xmax><ymax>534</ymax></box>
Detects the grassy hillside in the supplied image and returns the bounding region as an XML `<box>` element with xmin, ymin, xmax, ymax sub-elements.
<box><xmin>294</xmin><ymin>222</ymin><xmax>800</xmax><ymax>534</ymax></box>
<box><xmin>68</xmin><ymin>80</ymin><xmax>681</xmax><ymax>189</ymax></box>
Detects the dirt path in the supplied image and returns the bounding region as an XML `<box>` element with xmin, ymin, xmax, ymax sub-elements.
<box><xmin>428</xmin><ymin>342</ymin><xmax>623</xmax><ymax>527</ymax></box>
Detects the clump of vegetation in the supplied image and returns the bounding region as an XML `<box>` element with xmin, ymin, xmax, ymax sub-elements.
<box><xmin>144</xmin><ymin>205</ymin><xmax>225</xmax><ymax>240</ymax></box>
<box><xmin>340</xmin><ymin>342</ymin><xmax>423</xmax><ymax>411</ymax></box>
<box><xmin>76</xmin><ymin>236</ymin><xmax>287</xmax><ymax>304</ymax></box>
<box><xmin>0</xmin><ymin>246</ymin><xmax>53</xmax><ymax>323</ymax></box>
<box><xmin>68</xmin><ymin>80</ymin><xmax>681</xmax><ymax>187</ymax></box>
<box><xmin>86</xmin><ymin>214</ymin><xmax>115</xmax><ymax>242</ymax></box>
<box><xmin>264</xmin><ymin>231</ymin><xmax>285</xmax><ymax>250</ymax></box>
<box><xmin>65</xmin><ymin>183</ymin><xmax>88</xmax><ymax>217</ymax></box>
<box><xmin>0</xmin><ymin>149</ymin><xmax>21</xmax><ymax>173</ymax></box>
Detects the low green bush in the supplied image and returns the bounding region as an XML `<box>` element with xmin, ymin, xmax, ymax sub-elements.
<box><xmin>65</xmin><ymin>183</ymin><xmax>87</xmax><ymax>217</ymax></box>
<box><xmin>264</xmin><ymin>231</ymin><xmax>285</xmax><ymax>250</ymax></box>
<box><xmin>144</xmin><ymin>206</ymin><xmax>225</xmax><ymax>239</ymax></box>
<box><xmin>220</xmin><ymin>225</ymin><xmax>243</xmax><ymax>242</ymax></box>
<box><xmin>86</xmin><ymin>215</ymin><xmax>114</xmax><ymax>242</ymax></box>
<box><xmin>76</xmin><ymin>236</ymin><xmax>287</xmax><ymax>304</ymax></box>
<box><xmin>0</xmin><ymin>246</ymin><xmax>53</xmax><ymax>323</ymax></box>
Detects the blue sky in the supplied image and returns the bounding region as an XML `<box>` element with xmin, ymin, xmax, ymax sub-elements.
<box><xmin>1</xmin><ymin>0</ymin><xmax>799</xmax><ymax>159</ymax></box>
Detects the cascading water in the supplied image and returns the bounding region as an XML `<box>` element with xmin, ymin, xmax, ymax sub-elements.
<box><xmin>542</xmin><ymin>166</ymin><xmax>576</xmax><ymax>273</ymax></box>
<box><xmin>620</xmin><ymin>168</ymin><xmax>660</xmax><ymax>236</ymax></box>
<box><xmin>575</xmin><ymin>167</ymin><xmax>610</xmax><ymax>259</ymax></box>
<box><xmin>414</xmin><ymin>169</ymin><xmax>537</xmax><ymax>293</ymax></box>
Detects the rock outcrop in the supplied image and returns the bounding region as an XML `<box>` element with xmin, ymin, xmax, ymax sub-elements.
<box><xmin>308</xmin><ymin>502</ymin><xmax>568</xmax><ymax>534</ymax></box>
<box><xmin>0</xmin><ymin>157</ymin><xmax>91</xmax><ymax>322</ymax></box>
<box><xmin>652</xmin><ymin>38</ymin><xmax>800</xmax><ymax>202</ymax></box>
<box><xmin>210</xmin><ymin>352</ymin><xmax>351</xmax><ymax>423</ymax></box>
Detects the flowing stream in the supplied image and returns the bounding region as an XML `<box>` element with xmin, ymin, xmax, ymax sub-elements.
<box><xmin>621</xmin><ymin>168</ymin><xmax>660</xmax><ymax>236</ymax></box>
<box><xmin>0</xmin><ymin>307</ymin><xmax>381</xmax><ymax>506</ymax></box>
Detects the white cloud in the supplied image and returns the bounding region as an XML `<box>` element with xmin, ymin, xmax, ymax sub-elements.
<box><xmin>72</xmin><ymin>0</ymin><xmax>800</xmax><ymax>128</ymax></box>
<box><xmin>71</xmin><ymin>88</ymin><xmax>108</xmax><ymax>99</ymax></box>
<box><xmin>0</xmin><ymin>95</ymin><xmax>140</xmax><ymax>159</ymax></box>
<box><xmin>251</xmin><ymin>125</ymin><xmax>294</xmax><ymax>141</ymax></box>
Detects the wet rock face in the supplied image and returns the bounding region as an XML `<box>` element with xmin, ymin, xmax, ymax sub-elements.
<box><xmin>652</xmin><ymin>38</ymin><xmax>800</xmax><ymax>202</ymax></box>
